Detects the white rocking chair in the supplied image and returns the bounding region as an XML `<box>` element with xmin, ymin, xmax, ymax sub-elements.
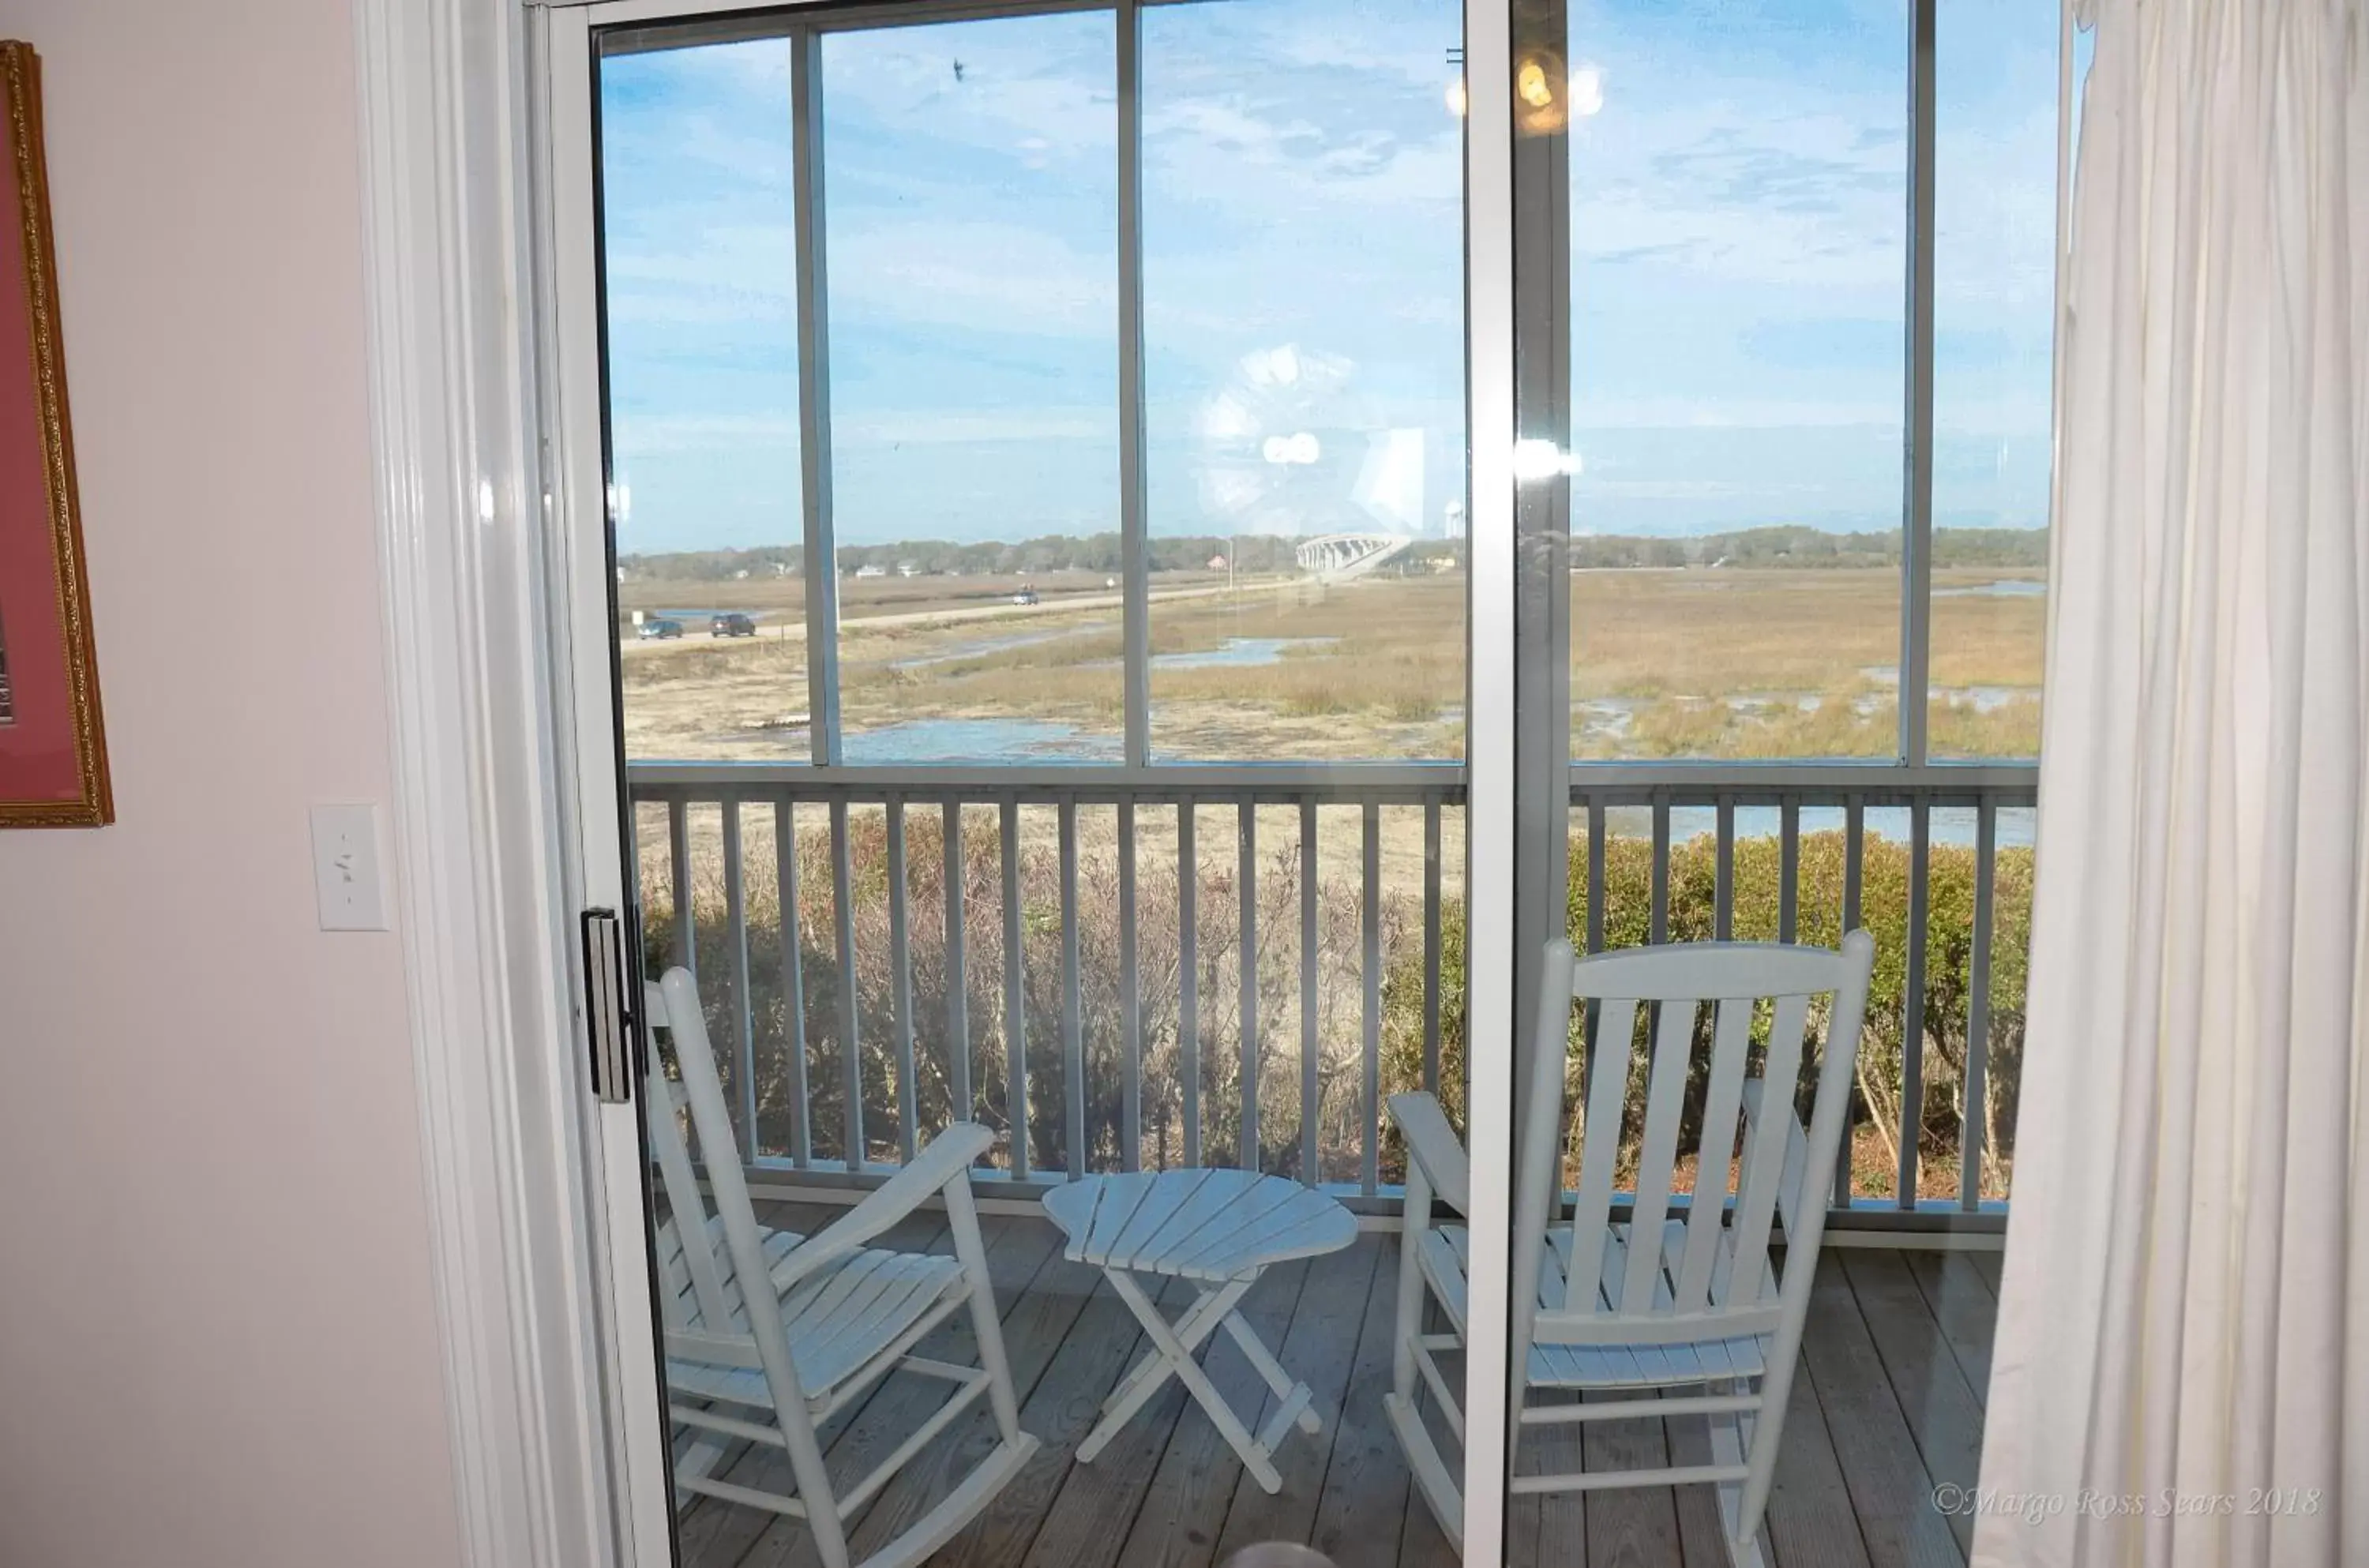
<box><xmin>1386</xmin><ymin>932</ymin><xmax>1875</xmax><ymax>1567</ymax></box>
<box><xmin>641</xmin><ymin>966</ymin><xmax>1038</xmax><ymax>1568</ymax></box>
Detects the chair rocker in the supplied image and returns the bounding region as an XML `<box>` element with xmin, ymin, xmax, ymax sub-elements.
<box><xmin>1385</xmin><ymin>932</ymin><xmax>1874</xmax><ymax>1568</ymax></box>
<box><xmin>642</xmin><ymin>966</ymin><xmax>1038</xmax><ymax>1568</ymax></box>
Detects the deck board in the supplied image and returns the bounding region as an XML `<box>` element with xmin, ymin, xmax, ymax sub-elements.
<box><xmin>1512</xmin><ymin>1419</ymin><xmax>1586</xmax><ymax>1568</ymax></box>
<box><xmin>1580</xmin><ymin>1390</ymin><xmax>1688</xmax><ymax>1568</ymax></box>
<box><xmin>1838</xmin><ymin>1255</ymin><xmax>1988</xmax><ymax>1559</ymax></box>
<box><xmin>1117</xmin><ymin>1256</ymin><xmax>1315</xmax><ymax>1568</ymax></box>
<box><xmin>1660</xmin><ymin>1400</ymin><xmax>1740</xmax><ymax>1568</ymax></box>
<box><xmin>666</xmin><ymin>1221</ymin><xmax>1997</xmax><ymax>1568</ymax></box>
<box><xmin>1759</xmin><ymin>1338</ymin><xmax>1875</xmax><ymax>1568</ymax></box>
<box><xmin>1306</xmin><ymin>1235</ymin><xmax>1420</xmax><ymax>1568</ymax></box>
<box><xmin>1395</xmin><ymin>1479</ymin><xmax>1455</xmax><ymax>1568</ymax></box>
<box><xmin>1799</xmin><ymin>1259</ymin><xmax>1967</xmax><ymax>1568</ymax></box>
<box><xmin>1508</xmin><ymin>1397</ymin><xmax>1582</xmax><ymax>1568</ymax></box>
<box><xmin>1211</xmin><ymin>1236</ymin><xmax>1383</xmax><ymax>1561</ymax></box>
<box><xmin>931</xmin><ymin>1254</ymin><xmax>1147</xmax><ymax>1568</ymax></box>
<box><xmin>1905</xmin><ymin>1253</ymin><xmax>1998</xmax><ymax>1402</ymax></box>
<box><xmin>1018</xmin><ymin>1278</ymin><xmax>1200</xmax><ymax>1568</ymax></box>
<box><xmin>1391</xmin><ymin>1285</ymin><xmax>1459</xmax><ymax>1568</ymax></box>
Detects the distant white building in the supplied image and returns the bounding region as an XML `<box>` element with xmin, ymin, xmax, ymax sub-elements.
<box><xmin>1207</xmin><ymin>553</ymin><xmax>1227</xmax><ymax>571</ymax></box>
<box><xmin>854</xmin><ymin>564</ymin><xmax>887</xmax><ymax>579</ymax></box>
<box><xmin>898</xmin><ymin>561</ymin><xmax>920</xmax><ymax>577</ymax></box>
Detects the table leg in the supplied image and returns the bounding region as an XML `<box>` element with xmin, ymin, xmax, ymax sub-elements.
<box><xmin>1097</xmin><ymin>1278</ymin><xmax>1244</xmax><ymax>1426</ymax></box>
<box><xmin>1221</xmin><ymin>1307</ymin><xmax>1324</xmax><ymax>1436</ymax></box>
<box><xmin>1089</xmin><ymin>1269</ymin><xmax>1286</xmax><ymax>1493</ymax></box>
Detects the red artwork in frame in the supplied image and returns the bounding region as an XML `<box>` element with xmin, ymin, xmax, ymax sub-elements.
<box><xmin>0</xmin><ymin>41</ymin><xmax>107</xmax><ymax>827</ymax></box>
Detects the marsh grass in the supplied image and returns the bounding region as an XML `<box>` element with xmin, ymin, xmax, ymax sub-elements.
<box><xmin>620</xmin><ymin>565</ymin><xmax>2041</xmax><ymax>763</ymax></box>
<box><xmin>621</xmin><ymin>561</ymin><xmax>2045</xmax><ymax>1197</ymax></box>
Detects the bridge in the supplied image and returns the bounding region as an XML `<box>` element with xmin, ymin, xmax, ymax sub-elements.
<box><xmin>1293</xmin><ymin>532</ymin><xmax>1414</xmax><ymax>582</ymax></box>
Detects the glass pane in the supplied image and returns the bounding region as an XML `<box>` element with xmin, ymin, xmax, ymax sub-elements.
<box><xmin>1929</xmin><ymin>0</ymin><xmax>2059</xmax><ymax>759</ymax></box>
<box><xmin>822</xmin><ymin>12</ymin><xmax>1124</xmax><ymax>764</ymax></box>
<box><xmin>594</xmin><ymin>2</ymin><xmax>1489</xmax><ymax>1555</ymax></box>
<box><xmin>600</xmin><ymin>38</ymin><xmax>808</xmax><ymax>764</ymax></box>
<box><xmin>1566</xmin><ymin>0</ymin><xmax>1908</xmax><ymax>760</ymax></box>
<box><xmin>1141</xmin><ymin>0</ymin><xmax>1468</xmax><ymax>762</ymax></box>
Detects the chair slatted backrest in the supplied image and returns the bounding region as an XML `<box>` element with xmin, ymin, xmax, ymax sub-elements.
<box><xmin>1515</xmin><ymin>934</ymin><xmax>1874</xmax><ymax>1355</ymax></box>
<box><xmin>644</xmin><ymin>968</ymin><xmax>809</xmax><ymax>1404</ymax></box>
<box><xmin>650</xmin><ymin>1073</ymin><xmax>733</xmax><ymax>1339</ymax></box>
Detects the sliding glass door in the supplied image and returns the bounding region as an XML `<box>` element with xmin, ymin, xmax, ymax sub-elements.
<box><xmin>545</xmin><ymin>0</ymin><xmax>1522</xmax><ymax>1562</ymax></box>
<box><xmin>1491</xmin><ymin>2</ymin><xmax>2063</xmax><ymax>1560</ymax></box>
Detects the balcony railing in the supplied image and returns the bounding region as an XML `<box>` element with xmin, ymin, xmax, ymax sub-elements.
<box><xmin>628</xmin><ymin>760</ymin><xmax>2036</xmax><ymax>1228</ymax></box>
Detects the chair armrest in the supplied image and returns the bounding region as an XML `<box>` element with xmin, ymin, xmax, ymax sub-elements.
<box><xmin>1387</xmin><ymin>1092</ymin><xmax>1470</xmax><ymax>1217</ymax></box>
<box><xmin>772</xmin><ymin>1122</ymin><xmax>994</xmax><ymax>1289</ymax></box>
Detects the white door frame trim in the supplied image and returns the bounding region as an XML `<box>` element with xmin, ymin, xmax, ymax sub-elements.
<box><xmin>351</xmin><ymin>2</ymin><xmax>628</xmax><ymax>1566</ymax></box>
<box><xmin>1459</xmin><ymin>0</ymin><xmax>1514</xmax><ymax>1555</ymax></box>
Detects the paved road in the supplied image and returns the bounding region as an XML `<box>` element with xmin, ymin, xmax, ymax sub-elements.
<box><xmin>620</xmin><ymin>577</ymin><xmax>1285</xmax><ymax>656</ymax></box>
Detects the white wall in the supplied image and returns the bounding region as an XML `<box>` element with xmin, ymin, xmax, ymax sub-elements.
<box><xmin>0</xmin><ymin>2</ymin><xmax>464</xmax><ymax>1565</ymax></box>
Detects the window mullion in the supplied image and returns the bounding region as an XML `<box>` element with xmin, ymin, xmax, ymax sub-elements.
<box><xmin>791</xmin><ymin>27</ymin><xmax>843</xmax><ymax>766</ymax></box>
<box><xmin>1900</xmin><ymin>0</ymin><xmax>1938</xmax><ymax>767</ymax></box>
<box><xmin>1117</xmin><ymin>0</ymin><xmax>1151</xmax><ymax>767</ymax></box>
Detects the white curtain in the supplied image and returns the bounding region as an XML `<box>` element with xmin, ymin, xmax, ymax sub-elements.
<box><xmin>1977</xmin><ymin>2</ymin><xmax>2368</xmax><ymax>1565</ymax></box>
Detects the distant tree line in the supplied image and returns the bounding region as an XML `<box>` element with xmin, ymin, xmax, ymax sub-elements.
<box><xmin>618</xmin><ymin>534</ymin><xmax>1469</xmax><ymax>582</ymax></box>
<box><xmin>618</xmin><ymin>525</ymin><xmax>2040</xmax><ymax>582</ymax></box>
<box><xmin>1573</xmin><ymin>525</ymin><xmax>2048</xmax><ymax>571</ymax></box>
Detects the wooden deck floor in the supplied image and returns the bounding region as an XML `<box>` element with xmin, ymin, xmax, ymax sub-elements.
<box><xmin>675</xmin><ymin>1202</ymin><xmax>1999</xmax><ymax>1568</ymax></box>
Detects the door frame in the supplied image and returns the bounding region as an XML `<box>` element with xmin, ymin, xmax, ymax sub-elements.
<box><xmin>352</xmin><ymin>1</ymin><xmax>1522</xmax><ymax>1565</ymax></box>
<box><xmin>352</xmin><ymin>2</ymin><xmax>631</xmax><ymax>1566</ymax></box>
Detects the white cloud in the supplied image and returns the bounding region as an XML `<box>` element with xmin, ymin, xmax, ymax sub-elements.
<box><xmin>596</xmin><ymin>0</ymin><xmax>2062</xmax><ymax>550</ymax></box>
<box><xmin>1583</xmin><ymin>478</ymin><xmax>1827</xmax><ymax>501</ymax></box>
<box><xmin>1574</xmin><ymin>396</ymin><xmax>1900</xmax><ymax>430</ymax></box>
<box><xmin>835</xmin><ymin>408</ymin><xmax>1117</xmax><ymax>445</ymax></box>
<box><xmin>1570</xmin><ymin>96</ymin><xmax>1909</xmax><ymax>293</ymax></box>
<box><xmin>825</xmin><ymin>218</ymin><xmax>1115</xmax><ymax>339</ymax></box>
<box><xmin>616</xmin><ymin>407</ymin><xmax>1123</xmax><ymax>454</ymax></box>
<box><xmin>603</xmin><ymin>221</ymin><xmax>798</xmax><ymax>325</ymax></box>
<box><xmin>614</xmin><ymin>412</ymin><xmax>799</xmax><ymax>456</ymax></box>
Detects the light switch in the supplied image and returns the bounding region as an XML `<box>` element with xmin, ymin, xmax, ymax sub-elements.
<box><xmin>310</xmin><ymin>803</ymin><xmax>389</xmax><ymax>932</ymax></box>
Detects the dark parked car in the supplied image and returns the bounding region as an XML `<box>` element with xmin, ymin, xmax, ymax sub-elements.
<box><xmin>711</xmin><ymin>613</ymin><xmax>757</xmax><ymax>638</ymax></box>
<box><xmin>637</xmin><ymin>617</ymin><xmax>685</xmax><ymax>640</ymax></box>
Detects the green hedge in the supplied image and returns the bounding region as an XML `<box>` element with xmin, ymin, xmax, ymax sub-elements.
<box><xmin>1383</xmin><ymin>831</ymin><xmax>2032</xmax><ymax>1198</ymax></box>
<box><xmin>645</xmin><ymin>817</ymin><xmax>2030</xmax><ymax>1199</ymax></box>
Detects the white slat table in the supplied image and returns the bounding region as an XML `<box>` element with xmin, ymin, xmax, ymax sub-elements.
<box><xmin>1042</xmin><ymin>1168</ymin><xmax>1357</xmax><ymax>1493</ymax></box>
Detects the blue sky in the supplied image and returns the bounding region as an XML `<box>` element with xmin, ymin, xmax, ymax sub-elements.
<box><xmin>596</xmin><ymin>0</ymin><xmax>2067</xmax><ymax>554</ymax></box>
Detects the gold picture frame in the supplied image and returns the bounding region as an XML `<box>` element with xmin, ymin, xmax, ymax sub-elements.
<box><xmin>0</xmin><ymin>40</ymin><xmax>108</xmax><ymax>827</ymax></box>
